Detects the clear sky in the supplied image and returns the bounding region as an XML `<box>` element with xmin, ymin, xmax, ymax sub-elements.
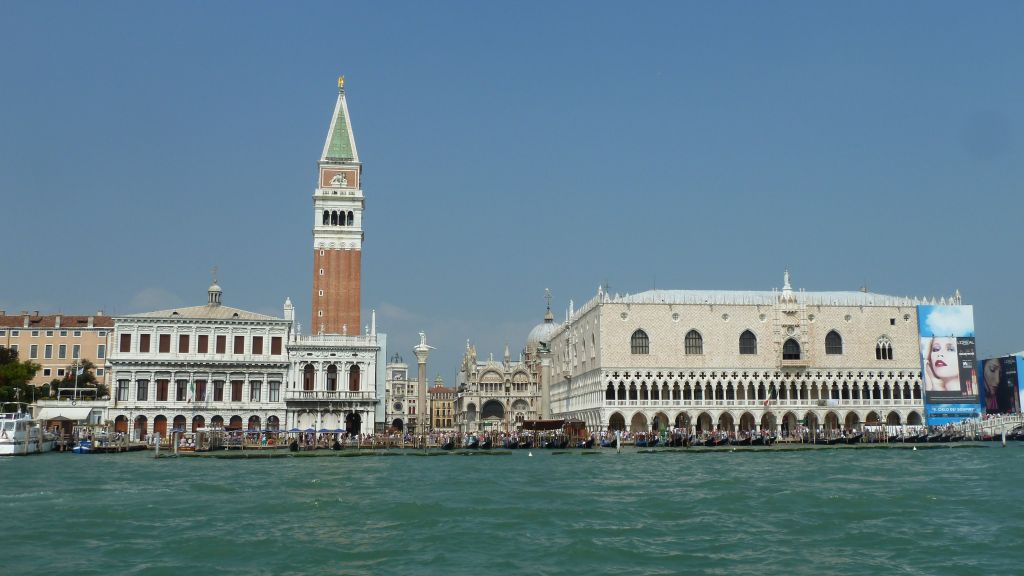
<box><xmin>2</xmin><ymin>2</ymin><xmax>1022</xmax><ymax>379</ymax></box>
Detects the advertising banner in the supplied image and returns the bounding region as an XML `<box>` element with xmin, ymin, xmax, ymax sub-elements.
<box><xmin>1020</xmin><ymin>355</ymin><xmax>1024</xmax><ymax>415</ymax></box>
<box><xmin>917</xmin><ymin>305</ymin><xmax>979</xmax><ymax>425</ymax></box>
<box><xmin>980</xmin><ymin>355</ymin><xmax>1021</xmax><ymax>415</ymax></box>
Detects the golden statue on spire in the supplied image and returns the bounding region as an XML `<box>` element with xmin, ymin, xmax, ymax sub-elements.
<box><xmin>338</xmin><ymin>75</ymin><xmax>345</xmax><ymax>90</ymax></box>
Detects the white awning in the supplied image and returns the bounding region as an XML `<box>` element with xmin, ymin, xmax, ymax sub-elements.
<box><xmin>36</xmin><ymin>407</ymin><xmax>95</xmax><ymax>421</ymax></box>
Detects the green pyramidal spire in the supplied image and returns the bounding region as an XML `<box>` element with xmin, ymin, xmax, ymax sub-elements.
<box><xmin>321</xmin><ymin>76</ymin><xmax>359</xmax><ymax>163</ymax></box>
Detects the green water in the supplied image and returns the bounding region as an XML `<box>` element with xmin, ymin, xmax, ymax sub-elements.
<box><xmin>4</xmin><ymin>445</ymin><xmax>1024</xmax><ymax>575</ymax></box>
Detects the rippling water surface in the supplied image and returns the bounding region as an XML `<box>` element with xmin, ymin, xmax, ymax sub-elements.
<box><xmin>4</xmin><ymin>445</ymin><xmax>1024</xmax><ymax>575</ymax></box>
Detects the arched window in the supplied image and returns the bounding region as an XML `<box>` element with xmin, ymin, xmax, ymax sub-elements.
<box><xmin>630</xmin><ymin>330</ymin><xmax>649</xmax><ymax>355</ymax></box>
<box><xmin>825</xmin><ymin>330</ymin><xmax>843</xmax><ymax>355</ymax></box>
<box><xmin>739</xmin><ymin>330</ymin><xmax>757</xmax><ymax>355</ymax></box>
<box><xmin>783</xmin><ymin>338</ymin><xmax>801</xmax><ymax>360</ymax></box>
<box><xmin>875</xmin><ymin>336</ymin><xmax>893</xmax><ymax>360</ymax></box>
<box><xmin>331</xmin><ymin>211</ymin><xmax>338</xmax><ymax>225</ymax></box>
<box><xmin>349</xmin><ymin>365</ymin><xmax>360</xmax><ymax>392</ymax></box>
<box><xmin>685</xmin><ymin>330</ymin><xmax>703</xmax><ymax>355</ymax></box>
<box><xmin>347</xmin><ymin>211</ymin><xmax>354</xmax><ymax>226</ymax></box>
<box><xmin>322</xmin><ymin>210</ymin><xmax>329</xmax><ymax>225</ymax></box>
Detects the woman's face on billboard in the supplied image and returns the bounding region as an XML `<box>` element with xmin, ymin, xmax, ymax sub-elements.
<box><xmin>929</xmin><ymin>338</ymin><xmax>958</xmax><ymax>380</ymax></box>
<box><xmin>985</xmin><ymin>359</ymin><xmax>1001</xmax><ymax>388</ymax></box>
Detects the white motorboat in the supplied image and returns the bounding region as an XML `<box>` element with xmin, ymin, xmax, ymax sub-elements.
<box><xmin>0</xmin><ymin>408</ymin><xmax>55</xmax><ymax>456</ymax></box>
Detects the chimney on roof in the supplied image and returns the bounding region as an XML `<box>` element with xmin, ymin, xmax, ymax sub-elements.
<box><xmin>0</xmin><ymin>310</ymin><xmax>5</xmax><ymax>316</ymax></box>
<box><xmin>87</xmin><ymin>316</ymin><xmax>95</xmax><ymax>328</ymax></box>
<box><xmin>23</xmin><ymin>314</ymin><xmax>29</xmax><ymax>328</ymax></box>
<box><xmin>55</xmin><ymin>315</ymin><xmax>62</xmax><ymax>329</ymax></box>
<box><xmin>33</xmin><ymin>311</ymin><xmax>39</xmax><ymax>317</ymax></box>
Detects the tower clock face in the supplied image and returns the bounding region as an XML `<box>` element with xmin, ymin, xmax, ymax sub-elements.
<box><xmin>393</xmin><ymin>402</ymin><xmax>403</xmax><ymax>412</ymax></box>
<box><xmin>393</xmin><ymin>370</ymin><xmax>406</xmax><ymax>380</ymax></box>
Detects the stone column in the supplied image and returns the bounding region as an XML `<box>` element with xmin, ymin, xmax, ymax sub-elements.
<box><xmin>414</xmin><ymin>333</ymin><xmax>431</xmax><ymax>435</ymax></box>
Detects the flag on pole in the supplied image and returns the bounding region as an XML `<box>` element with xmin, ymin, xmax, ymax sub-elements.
<box><xmin>76</xmin><ymin>367</ymin><xmax>84</xmax><ymax>376</ymax></box>
<box><xmin>764</xmin><ymin>387</ymin><xmax>776</xmax><ymax>407</ymax></box>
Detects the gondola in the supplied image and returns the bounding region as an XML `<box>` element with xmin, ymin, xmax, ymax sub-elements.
<box><xmin>504</xmin><ymin>438</ymin><xmax>519</xmax><ymax>449</ymax></box>
<box><xmin>481</xmin><ymin>438</ymin><xmax>492</xmax><ymax>450</ymax></box>
<box><xmin>913</xmin><ymin>433</ymin><xmax>930</xmax><ymax>443</ymax></box>
<box><xmin>734</xmin><ymin>436</ymin><xmax>752</xmax><ymax>446</ymax></box>
<box><xmin>751</xmin><ymin>435</ymin><xmax>766</xmax><ymax>446</ymax></box>
<box><xmin>576</xmin><ymin>438</ymin><xmax>595</xmax><ymax>449</ymax></box>
<box><xmin>465</xmin><ymin>436</ymin><xmax>480</xmax><ymax>449</ymax></box>
<box><xmin>600</xmin><ymin>439</ymin><xmax>617</xmax><ymax>448</ymax></box>
<box><xmin>441</xmin><ymin>439</ymin><xmax>455</xmax><ymax>450</ymax></box>
<box><xmin>519</xmin><ymin>439</ymin><xmax>534</xmax><ymax>449</ymax></box>
<box><xmin>544</xmin><ymin>438</ymin><xmax>568</xmax><ymax>449</ymax></box>
<box><xmin>844</xmin><ymin>433</ymin><xmax>863</xmax><ymax>445</ymax></box>
<box><xmin>712</xmin><ymin>436</ymin><xmax>731</xmax><ymax>447</ymax></box>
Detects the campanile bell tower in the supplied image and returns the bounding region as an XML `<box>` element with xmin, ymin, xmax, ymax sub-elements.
<box><xmin>312</xmin><ymin>76</ymin><xmax>363</xmax><ymax>334</ymax></box>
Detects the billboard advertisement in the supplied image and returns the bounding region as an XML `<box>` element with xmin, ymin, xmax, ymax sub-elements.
<box><xmin>980</xmin><ymin>355</ymin><xmax>1022</xmax><ymax>414</ymax></box>
<box><xmin>917</xmin><ymin>305</ymin><xmax>979</xmax><ymax>425</ymax></box>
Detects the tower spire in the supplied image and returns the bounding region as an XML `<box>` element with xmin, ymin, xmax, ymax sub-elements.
<box><xmin>312</xmin><ymin>76</ymin><xmax>364</xmax><ymax>334</ymax></box>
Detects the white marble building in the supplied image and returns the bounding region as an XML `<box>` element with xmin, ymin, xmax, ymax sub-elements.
<box><xmin>107</xmin><ymin>283</ymin><xmax>292</xmax><ymax>440</ymax></box>
<box><xmin>454</xmin><ymin>343</ymin><xmax>540</xmax><ymax>434</ymax></box>
<box><xmin>284</xmin><ymin>313</ymin><xmax>385</xmax><ymax>435</ymax></box>
<box><xmin>544</xmin><ymin>273</ymin><xmax>957</xmax><ymax>436</ymax></box>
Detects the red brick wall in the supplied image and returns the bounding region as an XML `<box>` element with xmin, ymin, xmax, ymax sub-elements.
<box><xmin>312</xmin><ymin>249</ymin><xmax>361</xmax><ymax>335</ymax></box>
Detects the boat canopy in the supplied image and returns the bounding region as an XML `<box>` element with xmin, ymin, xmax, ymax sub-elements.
<box><xmin>36</xmin><ymin>407</ymin><xmax>94</xmax><ymax>421</ymax></box>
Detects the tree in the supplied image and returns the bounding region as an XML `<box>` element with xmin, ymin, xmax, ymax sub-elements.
<box><xmin>48</xmin><ymin>358</ymin><xmax>108</xmax><ymax>399</ymax></box>
<box><xmin>0</xmin><ymin>348</ymin><xmax>41</xmax><ymax>405</ymax></box>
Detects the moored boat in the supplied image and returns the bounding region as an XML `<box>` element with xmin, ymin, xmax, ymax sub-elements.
<box><xmin>1</xmin><ymin>408</ymin><xmax>55</xmax><ymax>456</ymax></box>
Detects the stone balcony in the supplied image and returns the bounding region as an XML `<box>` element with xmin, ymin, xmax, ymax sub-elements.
<box><xmin>603</xmin><ymin>397</ymin><xmax>921</xmax><ymax>409</ymax></box>
<box><xmin>285</xmin><ymin>390</ymin><xmax>377</xmax><ymax>402</ymax></box>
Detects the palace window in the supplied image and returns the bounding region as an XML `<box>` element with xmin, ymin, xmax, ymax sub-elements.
<box><xmin>875</xmin><ymin>336</ymin><xmax>894</xmax><ymax>360</ymax></box>
<box><xmin>825</xmin><ymin>330</ymin><xmax>843</xmax><ymax>355</ymax></box>
<box><xmin>630</xmin><ymin>330</ymin><xmax>649</xmax><ymax>355</ymax></box>
<box><xmin>685</xmin><ymin>330</ymin><xmax>703</xmax><ymax>355</ymax></box>
<box><xmin>140</xmin><ymin>334</ymin><xmax>151</xmax><ymax>353</ymax></box>
<box><xmin>213</xmin><ymin>381</ymin><xmax>225</xmax><ymax>402</ymax></box>
<box><xmin>175</xmin><ymin>380</ymin><xmax>187</xmax><ymax>402</ymax></box>
<box><xmin>58</xmin><ymin>344</ymin><xmax>67</xmax><ymax>359</ymax></box>
<box><xmin>72</xmin><ymin>344</ymin><xmax>80</xmax><ymax>359</ymax></box>
<box><xmin>195</xmin><ymin>380</ymin><xmax>207</xmax><ymax>402</ymax></box>
<box><xmin>198</xmin><ymin>335</ymin><xmax>209</xmax><ymax>353</ymax></box>
<box><xmin>231</xmin><ymin>380</ymin><xmax>243</xmax><ymax>402</ymax></box>
<box><xmin>119</xmin><ymin>333</ymin><xmax>131</xmax><ymax>352</ymax></box>
<box><xmin>97</xmin><ymin>344</ymin><xmax>105</xmax><ymax>359</ymax></box>
<box><xmin>44</xmin><ymin>344</ymin><xmax>52</xmax><ymax>359</ymax></box>
<box><xmin>739</xmin><ymin>330</ymin><xmax>757</xmax><ymax>355</ymax></box>
<box><xmin>783</xmin><ymin>339</ymin><xmax>801</xmax><ymax>360</ymax></box>
<box><xmin>158</xmin><ymin>334</ymin><xmax>170</xmax><ymax>353</ymax></box>
<box><xmin>252</xmin><ymin>336</ymin><xmax>264</xmax><ymax>355</ymax></box>
<box><xmin>178</xmin><ymin>334</ymin><xmax>189</xmax><ymax>354</ymax></box>
<box><xmin>117</xmin><ymin>380</ymin><xmax>129</xmax><ymax>401</ymax></box>
<box><xmin>234</xmin><ymin>336</ymin><xmax>244</xmax><ymax>354</ymax></box>
<box><xmin>30</xmin><ymin>345</ymin><xmax>38</xmax><ymax>359</ymax></box>
<box><xmin>216</xmin><ymin>335</ymin><xmax>226</xmax><ymax>354</ymax></box>
<box><xmin>269</xmin><ymin>381</ymin><xmax>280</xmax><ymax>402</ymax></box>
<box><xmin>271</xmin><ymin>336</ymin><xmax>282</xmax><ymax>355</ymax></box>
<box><xmin>136</xmin><ymin>380</ymin><xmax>149</xmax><ymax>401</ymax></box>
<box><xmin>156</xmin><ymin>379</ymin><xmax>169</xmax><ymax>402</ymax></box>
<box><xmin>250</xmin><ymin>381</ymin><xmax>261</xmax><ymax>402</ymax></box>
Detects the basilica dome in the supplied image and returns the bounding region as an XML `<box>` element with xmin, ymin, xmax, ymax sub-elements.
<box><xmin>526</xmin><ymin>308</ymin><xmax>558</xmax><ymax>352</ymax></box>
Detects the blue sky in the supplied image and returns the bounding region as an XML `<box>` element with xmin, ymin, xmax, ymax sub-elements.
<box><xmin>2</xmin><ymin>2</ymin><xmax>1022</xmax><ymax>378</ymax></box>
